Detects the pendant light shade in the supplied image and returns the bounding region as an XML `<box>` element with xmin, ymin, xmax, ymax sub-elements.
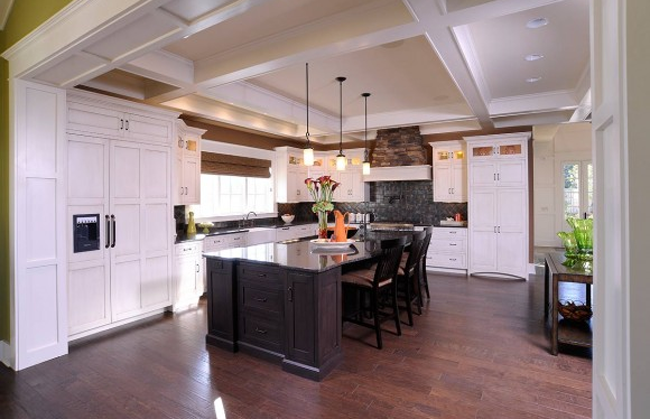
<box><xmin>361</xmin><ymin>92</ymin><xmax>371</xmax><ymax>175</ymax></box>
<box><xmin>303</xmin><ymin>63</ymin><xmax>314</xmax><ymax>166</ymax></box>
<box><xmin>336</xmin><ymin>76</ymin><xmax>347</xmax><ymax>171</ymax></box>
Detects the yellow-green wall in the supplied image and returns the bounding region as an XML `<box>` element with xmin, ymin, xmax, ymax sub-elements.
<box><xmin>0</xmin><ymin>0</ymin><xmax>75</xmax><ymax>344</ymax></box>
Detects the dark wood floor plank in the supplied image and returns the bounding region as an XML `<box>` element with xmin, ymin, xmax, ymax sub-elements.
<box><xmin>0</xmin><ymin>270</ymin><xmax>591</xmax><ymax>418</ymax></box>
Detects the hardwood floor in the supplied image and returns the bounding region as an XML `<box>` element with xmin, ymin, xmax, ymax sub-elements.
<box><xmin>0</xmin><ymin>270</ymin><xmax>592</xmax><ymax>419</ymax></box>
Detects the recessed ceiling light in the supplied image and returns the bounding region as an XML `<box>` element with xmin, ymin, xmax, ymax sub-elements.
<box><xmin>526</xmin><ymin>77</ymin><xmax>542</xmax><ymax>83</ymax></box>
<box><xmin>526</xmin><ymin>18</ymin><xmax>549</xmax><ymax>29</ymax></box>
<box><xmin>525</xmin><ymin>54</ymin><xmax>545</xmax><ymax>61</ymax></box>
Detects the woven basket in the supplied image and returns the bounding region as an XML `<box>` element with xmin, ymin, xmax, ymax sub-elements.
<box><xmin>558</xmin><ymin>300</ymin><xmax>592</xmax><ymax>322</ymax></box>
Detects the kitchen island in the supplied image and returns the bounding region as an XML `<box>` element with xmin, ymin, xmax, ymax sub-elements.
<box><xmin>203</xmin><ymin>235</ymin><xmax>399</xmax><ymax>381</ymax></box>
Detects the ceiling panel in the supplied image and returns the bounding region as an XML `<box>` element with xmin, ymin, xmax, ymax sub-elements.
<box><xmin>244</xmin><ymin>36</ymin><xmax>471</xmax><ymax>118</ymax></box>
<box><xmin>163</xmin><ymin>0</ymin><xmax>411</xmax><ymax>61</ymax></box>
<box><xmin>467</xmin><ymin>0</ymin><xmax>589</xmax><ymax>99</ymax></box>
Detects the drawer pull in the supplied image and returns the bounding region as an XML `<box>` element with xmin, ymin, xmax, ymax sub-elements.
<box><xmin>450</xmin><ymin>258</ymin><xmax>457</xmax><ymax>261</ymax></box>
<box><xmin>449</xmin><ymin>231</ymin><xmax>457</xmax><ymax>234</ymax></box>
<box><xmin>254</xmin><ymin>327</ymin><xmax>268</xmax><ymax>335</ymax></box>
<box><xmin>257</xmin><ymin>273</ymin><xmax>266</xmax><ymax>278</ymax></box>
<box><xmin>254</xmin><ymin>297</ymin><xmax>268</xmax><ymax>302</ymax></box>
<box><xmin>449</xmin><ymin>243</ymin><xmax>457</xmax><ymax>246</ymax></box>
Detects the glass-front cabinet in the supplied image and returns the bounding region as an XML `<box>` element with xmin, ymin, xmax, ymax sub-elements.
<box><xmin>430</xmin><ymin>140</ymin><xmax>467</xmax><ymax>203</ymax></box>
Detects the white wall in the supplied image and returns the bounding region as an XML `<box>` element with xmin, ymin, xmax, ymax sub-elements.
<box><xmin>533</xmin><ymin>122</ymin><xmax>591</xmax><ymax>247</ymax></box>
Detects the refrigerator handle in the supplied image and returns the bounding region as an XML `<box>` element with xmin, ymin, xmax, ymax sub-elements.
<box><xmin>111</xmin><ymin>215</ymin><xmax>116</xmax><ymax>248</ymax></box>
<box><xmin>105</xmin><ymin>215</ymin><xmax>111</xmax><ymax>248</ymax></box>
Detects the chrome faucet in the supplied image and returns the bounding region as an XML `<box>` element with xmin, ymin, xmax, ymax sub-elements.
<box><xmin>241</xmin><ymin>211</ymin><xmax>257</xmax><ymax>228</ymax></box>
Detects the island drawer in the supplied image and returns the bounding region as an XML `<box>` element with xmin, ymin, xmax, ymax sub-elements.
<box><xmin>240</xmin><ymin>280</ymin><xmax>283</xmax><ymax>316</ymax></box>
<box><xmin>238</xmin><ymin>263</ymin><xmax>281</xmax><ymax>286</ymax></box>
<box><xmin>240</xmin><ymin>312</ymin><xmax>283</xmax><ymax>353</ymax></box>
<box><xmin>426</xmin><ymin>252</ymin><xmax>467</xmax><ymax>270</ymax></box>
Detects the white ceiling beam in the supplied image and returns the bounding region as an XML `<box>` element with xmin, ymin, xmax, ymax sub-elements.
<box><xmin>489</xmin><ymin>90</ymin><xmax>577</xmax><ymax>116</ymax></box>
<box><xmin>194</xmin><ymin>0</ymin><xmax>421</xmax><ymax>86</ymax></box>
<box><xmin>441</xmin><ymin>0</ymin><xmax>566</xmax><ymax>27</ymax></box>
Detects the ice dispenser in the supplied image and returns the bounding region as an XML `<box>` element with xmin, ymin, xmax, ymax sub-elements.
<box><xmin>73</xmin><ymin>214</ymin><xmax>100</xmax><ymax>253</ymax></box>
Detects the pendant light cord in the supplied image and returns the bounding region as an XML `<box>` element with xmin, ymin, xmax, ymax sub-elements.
<box><xmin>362</xmin><ymin>92</ymin><xmax>370</xmax><ymax>161</ymax></box>
<box><xmin>305</xmin><ymin>63</ymin><xmax>310</xmax><ymax>146</ymax></box>
<box><xmin>339</xmin><ymin>77</ymin><xmax>343</xmax><ymax>154</ymax></box>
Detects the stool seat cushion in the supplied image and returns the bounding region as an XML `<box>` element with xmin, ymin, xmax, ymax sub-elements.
<box><xmin>341</xmin><ymin>264</ymin><xmax>392</xmax><ymax>288</ymax></box>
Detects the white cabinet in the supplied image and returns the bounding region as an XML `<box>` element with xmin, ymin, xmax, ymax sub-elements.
<box><xmin>275</xmin><ymin>147</ymin><xmax>309</xmax><ymax>203</ymax></box>
<box><xmin>465</xmin><ymin>133</ymin><xmax>530</xmax><ymax>279</ymax></box>
<box><xmin>67</xmin><ymin>91</ymin><xmax>174</xmax><ymax>145</ymax></box>
<box><xmin>276</xmin><ymin>148</ymin><xmax>365</xmax><ymax>203</ymax></box>
<box><xmin>173</xmin><ymin>241</ymin><xmax>204</xmax><ymax>312</ymax></box>
<box><xmin>425</xmin><ymin>228</ymin><xmax>467</xmax><ymax>272</ymax></box>
<box><xmin>326</xmin><ymin>149</ymin><xmax>365</xmax><ymax>203</ymax></box>
<box><xmin>174</xmin><ymin>120</ymin><xmax>205</xmax><ymax>205</ymax></box>
<box><xmin>67</xmin><ymin>134</ymin><xmax>174</xmax><ymax>334</ymax></box>
<box><xmin>430</xmin><ymin>141</ymin><xmax>467</xmax><ymax>203</ymax></box>
<box><xmin>66</xmin><ymin>91</ymin><xmax>178</xmax><ymax>338</ymax></box>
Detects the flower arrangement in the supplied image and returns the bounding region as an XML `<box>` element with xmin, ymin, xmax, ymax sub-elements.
<box><xmin>305</xmin><ymin>176</ymin><xmax>340</xmax><ymax>238</ymax></box>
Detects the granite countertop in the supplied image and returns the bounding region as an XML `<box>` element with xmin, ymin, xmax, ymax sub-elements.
<box><xmin>203</xmin><ymin>231</ymin><xmax>415</xmax><ymax>272</ymax></box>
<box><xmin>175</xmin><ymin>220</ymin><xmax>317</xmax><ymax>243</ymax></box>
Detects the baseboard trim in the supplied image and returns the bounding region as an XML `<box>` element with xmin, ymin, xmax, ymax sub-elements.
<box><xmin>68</xmin><ymin>308</ymin><xmax>167</xmax><ymax>342</ymax></box>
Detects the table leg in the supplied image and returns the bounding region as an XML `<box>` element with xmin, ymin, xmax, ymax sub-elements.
<box><xmin>544</xmin><ymin>259</ymin><xmax>550</xmax><ymax>319</ymax></box>
<box><xmin>551</xmin><ymin>273</ymin><xmax>559</xmax><ymax>355</ymax></box>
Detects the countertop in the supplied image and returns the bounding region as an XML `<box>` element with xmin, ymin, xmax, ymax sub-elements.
<box><xmin>203</xmin><ymin>231</ymin><xmax>414</xmax><ymax>272</ymax></box>
<box><xmin>175</xmin><ymin>220</ymin><xmax>316</xmax><ymax>243</ymax></box>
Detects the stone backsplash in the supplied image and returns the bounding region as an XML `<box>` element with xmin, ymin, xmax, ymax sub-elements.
<box><xmin>278</xmin><ymin>180</ymin><xmax>467</xmax><ymax>226</ymax></box>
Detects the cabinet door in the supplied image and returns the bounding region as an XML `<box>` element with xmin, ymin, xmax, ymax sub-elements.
<box><xmin>68</xmin><ymin>101</ymin><xmax>123</xmax><ymax>139</ymax></box>
<box><xmin>182</xmin><ymin>156</ymin><xmax>201</xmax><ymax>205</ymax></box>
<box><xmin>110</xmin><ymin>141</ymin><xmax>171</xmax><ymax>319</ymax></box>
<box><xmin>470</xmin><ymin>161</ymin><xmax>497</xmax><ymax>188</ymax></box>
<box><xmin>68</xmin><ymin>263</ymin><xmax>111</xmax><ymax>335</ymax></box>
<box><xmin>174</xmin><ymin>150</ymin><xmax>183</xmax><ymax>205</ymax></box>
<box><xmin>496</xmin><ymin>188</ymin><xmax>527</xmax><ymax>277</ymax></box>
<box><xmin>433</xmin><ymin>163</ymin><xmax>452</xmax><ymax>201</ymax></box>
<box><xmin>451</xmin><ymin>162</ymin><xmax>467</xmax><ymax>202</ymax></box>
<box><xmin>469</xmin><ymin>189</ymin><xmax>497</xmax><ymax>272</ymax></box>
<box><xmin>125</xmin><ymin>112</ymin><xmax>173</xmax><ymax>144</ymax></box>
<box><xmin>496</xmin><ymin>160</ymin><xmax>526</xmax><ymax>187</ymax></box>
<box><xmin>285</xmin><ymin>270</ymin><xmax>316</xmax><ymax>365</ymax></box>
<box><xmin>288</xmin><ymin>166</ymin><xmax>307</xmax><ymax>202</ymax></box>
<box><xmin>110</xmin><ymin>142</ymin><xmax>144</xmax><ymax>319</ymax></box>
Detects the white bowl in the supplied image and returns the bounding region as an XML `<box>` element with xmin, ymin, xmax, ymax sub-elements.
<box><xmin>281</xmin><ymin>214</ymin><xmax>295</xmax><ymax>224</ymax></box>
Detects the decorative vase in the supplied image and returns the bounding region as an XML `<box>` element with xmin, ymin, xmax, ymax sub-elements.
<box><xmin>557</xmin><ymin>231</ymin><xmax>578</xmax><ymax>258</ymax></box>
<box><xmin>567</xmin><ymin>218</ymin><xmax>593</xmax><ymax>260</ymax></box>
<box><xmin>187</xmin><ymin>211</ymin><xmax>196</xmax><ymax>235</ymax></box>
<box><xmin>317</xmin><ymin>210</ymin><xmax>328</xmax><ymax>239</ymax></box>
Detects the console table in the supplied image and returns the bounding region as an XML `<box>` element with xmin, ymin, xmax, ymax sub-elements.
<box><xmin>544</xmin><ymin>252</ymin><xmax>593</xmax><ymax>355</ymax></box>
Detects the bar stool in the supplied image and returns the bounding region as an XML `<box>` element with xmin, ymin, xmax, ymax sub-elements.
<box><xmin>397</xmin><ymin>230</ymin><xmax>427</xmax><ymax>326</ymax></box>
<box><xmin>341</xmin><ymin>236</ymin><xmax>407</xmax><ymax>349</ymax></box>
<box><xmin>419</xmin><ymin>226</ymin><xmax>433</xmax><ymax>301</ymax></box>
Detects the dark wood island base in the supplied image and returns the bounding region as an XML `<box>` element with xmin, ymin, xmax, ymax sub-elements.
<box><xmin>205</xmin><ymin>256</ymin><xmax>343</xmax><ymax>381</ymax></box>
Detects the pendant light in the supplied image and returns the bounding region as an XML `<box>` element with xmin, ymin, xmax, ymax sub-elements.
<box><xmin>361</xmin><ymin>92</ymin><xmax>371</xmax><ymax>175</ymax></box>
<box><xmin>303</xmin><ymin>63</ymin><xmax>314</xmax><ymax>166</ymax></box>
<box><xmin>335</xmin><ymin>76</ymin><xmax>347</xmax><ymax>171</ymax></box>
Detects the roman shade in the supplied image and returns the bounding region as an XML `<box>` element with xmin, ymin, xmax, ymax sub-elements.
<box><xmin>201</xmin><ymin>152</ymin><xmax>271</xmax><ymax>178</ymax></box>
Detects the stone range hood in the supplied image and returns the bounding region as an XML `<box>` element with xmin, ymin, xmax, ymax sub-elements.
<box><xmin>363</xmin><ymin>126</ymin><xmax>432</xmax><ymax>182</ymax></box>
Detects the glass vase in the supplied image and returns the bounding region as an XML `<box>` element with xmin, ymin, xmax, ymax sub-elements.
<box><xmin>567</xmin><ymin>218</ymin><xmax>593</xmax><ymax>260</ymax></box>
<box><xmin>317</xmin><ymin>210</ymin><xmax>328</xmax><ymax>239</ymax></box>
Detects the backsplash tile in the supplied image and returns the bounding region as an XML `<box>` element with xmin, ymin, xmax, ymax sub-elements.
<box><xmin>279</xmin><ymin>181</ymin><xmax>467</xmax><ymax>226</ymax></box>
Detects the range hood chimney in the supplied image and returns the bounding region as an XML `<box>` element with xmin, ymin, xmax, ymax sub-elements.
<box><xmin>363</xmin><ymin>126</ymin><xmax>431</xmax><ymax>182</ymax></box>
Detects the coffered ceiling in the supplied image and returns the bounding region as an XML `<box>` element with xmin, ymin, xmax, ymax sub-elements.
<box><xmin>14</xmin><ymin>0</ymin><xmax>591</xmax><ymax>144</ymax></box>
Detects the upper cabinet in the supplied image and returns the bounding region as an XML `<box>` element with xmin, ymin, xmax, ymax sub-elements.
<box><xmin>275</xmin><ymin>147</ymin><xmax>309</xmax><ymax>203</ymax></box>
<box><xmin>275</xmin><ymin>147</ymin><xmax>366</xmax><ymax>203</ymax></box>
<box><xmin>174</xmin><ymin>120</ymin><xmax>205</xmax><ymax>205</ymax></box>
<box><xmin>430</xmin><ymin>141</ymin><xmax>467</xmax><ymax>203</ymax></box>
<box><xmin>467</xmin><ymin>138</ymin><xmax>527</xmax><ymax>188</ymax></box>
<box><xmin>67</xmin><ymin>90</ymin><xmax>175</xmax><ymax>145</ymax></box>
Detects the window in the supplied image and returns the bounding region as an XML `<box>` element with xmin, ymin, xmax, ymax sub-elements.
<box><xmin>191</xmin><ymin>174</ymin><xmax>273</xmax><ymax>219</ymax></box>
<box><xmin>563</xmin><ymin>161</ymin><xmax>593</xmax><ymax>223</ymax></box>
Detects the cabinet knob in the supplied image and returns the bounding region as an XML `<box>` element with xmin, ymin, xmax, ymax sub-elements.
<box><xmin>255</xmin><ymin>297</ymin><xmax>267</xmax><ymax>302</ymax></box>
